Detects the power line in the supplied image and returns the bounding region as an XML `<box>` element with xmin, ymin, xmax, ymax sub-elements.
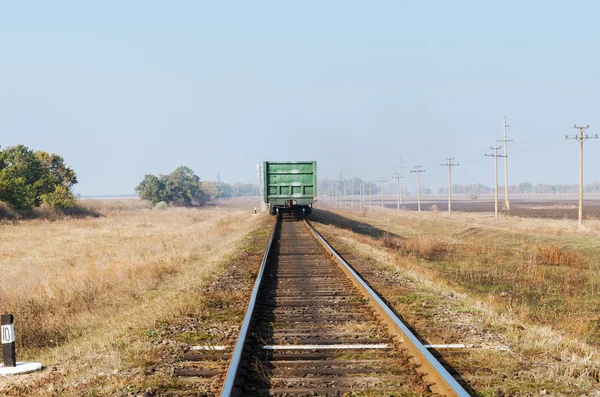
<box><xmin>457</xmin><ymin>138</ymin><xmax>563</xmax><ymax>166</ymax></box>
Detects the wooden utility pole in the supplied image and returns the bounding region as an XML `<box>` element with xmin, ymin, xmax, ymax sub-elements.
<box><xmin>485</xmin><ymin>146</ymin><xmax>506</xmax><ymax>220</ymax></box>
<box><xmin>411</xmin><ymin>166</ymin><xmax>425</xmax><ymax>212</ymax></box>
<box><xmin>378</xmin><ymin>177</ymin><xmax>387</xmax><ymax>211</ymax></box>
<box><xmin>498</xmin><ymin>116</ymin><xmax>513</xmax><ymax>210</ymax></box>
<box><xmin>566</xmin><ymin>125</ymin><xmax>597</xmax><ymax>226</ymax></box>
<box><xmin>393</xmin><ymin>158</ymin><xmax>405</xmax><ymax>211</ymax></box>
<box><xmin>441</xmin><ymin>158</ymin><xmax>459</xmax><ymax>214</ymax></box>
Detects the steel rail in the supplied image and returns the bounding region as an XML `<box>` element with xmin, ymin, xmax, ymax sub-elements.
<box><xmin>220</xmin><ymin>219</ymin><xmax>279</xmax><ymax>397</ymax></box>
<box><xmin>304</xmin><ymin>220</ymin><xmax>471</xmax><ymax>397</ymax></box>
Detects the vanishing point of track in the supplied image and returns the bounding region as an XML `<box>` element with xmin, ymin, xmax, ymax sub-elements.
<box><xmin>220</xmin><ymin>214</ymin><xmax>469</xmax><ymax>396</ymax></box>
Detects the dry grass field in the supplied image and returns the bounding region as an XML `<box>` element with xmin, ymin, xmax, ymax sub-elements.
<box><xmin>0</xmin><ymin>198</ymin><xmax>266</xmax><ymax>395</ymax></box>
<box><xmin>313</xmin><ymin>204</ymin><xmax>600</xmax><ymax>394</ymax></box>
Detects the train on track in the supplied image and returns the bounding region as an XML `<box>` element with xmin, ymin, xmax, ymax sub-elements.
<box><xmin>262</xmin><ymin>161</ymin><xmax>317</xmax><ymax>216</ymax></box>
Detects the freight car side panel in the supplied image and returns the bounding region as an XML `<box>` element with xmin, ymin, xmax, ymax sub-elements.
<box><xmin>263</xmin><ymin>161</ymin><xmax>317</xmax><ymax>207</ymax></box>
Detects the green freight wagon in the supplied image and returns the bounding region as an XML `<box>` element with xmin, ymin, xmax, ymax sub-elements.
<box><xmin>263</xmin><ymin>161</ymin><xmax>317</xmax><ymax>216</ymax></box>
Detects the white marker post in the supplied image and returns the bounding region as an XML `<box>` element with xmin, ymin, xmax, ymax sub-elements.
<box><xmin>1</xmin><ymin>315</ymin><xmax>15</xmax><ymax>367</ymax></box>
<box><xmin>0</xmin><ymin>314</ymin><xmax>42</xmax><ymax>376</ymax></box>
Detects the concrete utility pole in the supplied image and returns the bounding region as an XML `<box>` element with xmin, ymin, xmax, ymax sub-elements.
<box><xmin>411</xmin><ymin>166</ymin><xmax>425</xmax><ymax>212</ymax></box>
<box><xmin>351</xmin><ymin>179</ymin><xmax>354</xmax><ymax>211</ymax></box>
<box><xmin>360</xmin><ymin>170</ymin><xmax>364</xmax><ymax>212</ymax></box>
<box><xmin>485</xmin><ymin>146</ymin><xmax>506</xmax><ymax>220</ymax></box>
<box><xmin>441</xmin><ymin>158</ymin><xmax>459</xmax><ymax>214</ymax></box>
<box><xmin>566</xmin><ymin>125</ymin><xmax>598</xmax><ymax>226</ymax></box>
<box><xmin>343</xmin><ymin>178</ymin><xmax>347</xmax><ymax>209</ymax></box>
<box><xmin>393</xmin><ymin>158</ymin><xmax>405</xmax><ymax>211</ymax></box>
<box><xmin>256</xmin><ymin>163</ymin><xmax>265</xmax><ymax>212</ymax></box>
<box><xmin>369</xmin><ymin>183</ymin><xmax>372</xmax><ymax>211</ymax></box>
<box><xmin>378</xmin><ymin>177</ymin><xmax>387</xmax><ymax>211</ymax></box>
<box><xmin>498</xmin><ymin>116</ymin><xmax>513</xmax><ymax>210</ymax></box>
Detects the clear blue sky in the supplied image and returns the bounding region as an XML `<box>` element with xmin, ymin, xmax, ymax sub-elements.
<box><xmin>2</xmin><ymin>1</ymin><xmax>600</xmax><ymax>195</ymax></box>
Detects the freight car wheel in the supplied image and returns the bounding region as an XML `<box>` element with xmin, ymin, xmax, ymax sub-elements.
<box><xmin>269</xmin><ymin>207</ymin><xmax>276</xmax><ymax>216</ymax></box>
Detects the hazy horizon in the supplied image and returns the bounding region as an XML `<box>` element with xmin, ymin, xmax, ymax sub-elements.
<box><xmin>3</xmin><ymin>2</ymin><xmax>600</xmax><ymax>195</ymax></box>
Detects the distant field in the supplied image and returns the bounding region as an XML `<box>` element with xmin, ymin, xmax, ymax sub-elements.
<box><xmin>322</xmin><ymin>194</ymin><xmax>600</xmax><ymax>220</ymax></box>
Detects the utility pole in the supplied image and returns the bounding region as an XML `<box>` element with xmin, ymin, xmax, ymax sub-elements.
<box><xmin>498</xmin><ymin>116</ymin><xmax>513</xmax><ymax>210</ymax></box>
<box><xmin>441</xmin><ymin>158</ymin><xmax>459</xmax><ymax>214</ymax></box>
<box><xmin>360</xmin><ymin>170</ymin><xmax>364</xmax><ymax>212</ymax></box>
<box><xmin>378</xmin><ymin>177</ymin><xmax>387</xmax><ymax>211</ymax></box>
<box><xmin>369</xmin><ymin>183</ymin><xmax>372</xmax><ymax>211</ymax></box>
<box><xmin>566</xmin><ymin>125</ymin><xmax>597</xmax><ymax>226</ymax></box>
<box><xmin>343</xmin><ymin>178</ymin><xmax>347</xmax><ymax>209</ymax></box>
<box><xmin>394</xmin><ymin>158</ymin><xmax>405</xmax><ymax>211</ymax></box>
<box><xmin>350</xmin><ymin>176</ymin><xmax>354</xmax><ymax>211</ymax></box>
<box><xmin>411</xmin><ymin>166</ymin><xmax>425</xmax><ymax>212</ymax></box>
<box><xmin>485</xmin><ymin>146</ymin><xmax>506</xmax><ymax>220</ymax></box>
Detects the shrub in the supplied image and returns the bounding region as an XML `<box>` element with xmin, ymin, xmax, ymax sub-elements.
<box><xmin>535</xmin><ymin>244</ymin><xmax>587</xmax><ymax>268</ymax></box>
<box><xmin>40</xmin><ymin>185</ymin><xmax>77</xmax><ymax>209</ymax></box>
<box><xmin>381</xmin><ymin>233</ymin><xmax>447</xmax><ymax>261</ymax></box>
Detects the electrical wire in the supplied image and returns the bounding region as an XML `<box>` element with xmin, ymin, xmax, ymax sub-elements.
<box><xmin>456</xmin><ymin>137</ymin><xmax>564</xmax><ymax>166</ymax></box>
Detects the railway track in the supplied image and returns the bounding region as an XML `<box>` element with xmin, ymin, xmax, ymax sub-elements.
<box><xmin>218</xmin><ymin>214</ymin><xmax>469</xmax><ymax>396</ymax></box>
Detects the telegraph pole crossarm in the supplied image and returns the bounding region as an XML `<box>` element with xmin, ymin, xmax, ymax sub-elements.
<box><xmin>441</xmin><ymin>158</ymin><xmax>459</xmax><ymax>214</ymax></box>
<box><xmin>566</xmin><ymin>125</ymin><xmax>597</xmax><ymax>226</ymax></box>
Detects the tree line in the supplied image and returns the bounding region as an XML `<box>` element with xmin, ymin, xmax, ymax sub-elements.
<box><xmin>0</xmin><ymin>145</ymin><xmax>78</xmax><ymax>209</ymax></box>
<box><xmin>318</xmin><ymin>177</ymin><xmax>381</xmax><ymax>196</ymax></box>
<box><xmin>135</xmin><ymin>166</ymin><xmax>259</xmax><ymax>206</ymax></box>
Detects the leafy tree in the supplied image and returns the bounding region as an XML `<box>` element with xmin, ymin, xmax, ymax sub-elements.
<box><xmin>216</xmin><ymin>182</ymin><xmax>232</xmax><ymax>198</ymax></box>
<box><xmin>135</xmin><ymin>174</ymin><xmax>166</xmax><ymax>204</ymax></box>
<box><xmin>136</xmin><ymin>166</ymin><xmax>202</xmax><ymax>206</ymax></box>
<box><xmin>232</xmin><ymin>182</ymin><xmax>259</xmax><ymax>196</ymax></box>
<box><xmin>0</xmin><ymin>145</ymin><xmax>41</xmax><ymax>209</ymax></box>
<box><xmin>35</xmin><ymin>151</ymin><xmax>78</xmax><ymax>196</ymax></box>
<box><xmin>165</xmin><ymin>166</ymin><xmax>201</xmax><ymax>206</ymax></box>
<box><xmin>519</xmin><ymin>182</ymin><xmax>534</xmax><ymax>194</ymax></box>
<box><xmin>0</xmin><ymin>145</ymin><xmax>78</xmax><ymax>210</ymax></box>
<box><xmin>198</xmin><ymin>181</ymin><xmax>219</xmax><ymax>203</ymax></box>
